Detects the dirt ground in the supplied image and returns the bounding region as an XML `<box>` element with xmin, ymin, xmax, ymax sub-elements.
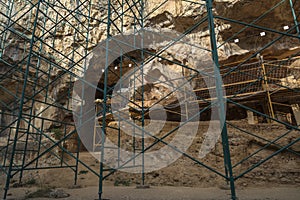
<box><xmin>1</xmin><ymin>122</ymin><xmax>299</xmax><ymax>200</ymax></box>
<box><xmin>1</xmin><ymin>185</ymin><xmax>299</xmax><ymax>200</ymax></box>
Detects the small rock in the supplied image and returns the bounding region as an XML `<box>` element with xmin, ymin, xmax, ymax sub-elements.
<box><xmin>280</xmin><ymin>177</ymin><xmax>289</xmax><ymax>183</ymax></box>
<box><xmin>219</xmin><ymin>184</ymin><xmax>230</xmax><ymax>190</ymax></box>
<box><xmin>49</xmin><ymin>189</ymin><xmax>70</xmax><ymax>198</ymax></box>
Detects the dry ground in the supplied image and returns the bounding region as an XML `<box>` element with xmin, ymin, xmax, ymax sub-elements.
<box><xmin>1</xmin><ymin>122</ymin><xmax>299</xmax><ymax>200</ymax></box>
<box><xmin>1</xmin><ymin>185</ymin><xmax>299</xmax><ymax>200</ymax></box>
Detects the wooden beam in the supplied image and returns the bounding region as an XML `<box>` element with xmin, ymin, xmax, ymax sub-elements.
<box><xmin>291</xmin><ymin>104</ymin><xmax>300</xmax><ymax>125</ymax></box>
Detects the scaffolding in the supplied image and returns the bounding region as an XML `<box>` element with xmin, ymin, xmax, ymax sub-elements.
<box><xmin>0</xmin><ymin>0</ymin><xmax>299</xmax><ymax>200</ymax></box>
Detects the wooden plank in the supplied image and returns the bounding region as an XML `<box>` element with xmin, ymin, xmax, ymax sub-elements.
<box><xmin>247</xmin><ymin>110</ymin><xmax>257</xmax><ymax>124</ymax></box>
<box><xmin>291</xmin><ymin>104</ymin><xmax>300</xmax><ymax>125</ymax></box>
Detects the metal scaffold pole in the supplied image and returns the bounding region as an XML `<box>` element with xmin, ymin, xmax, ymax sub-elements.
<box><xmin>99</xmin><ymin>0</ymin><xmax>112</xmax><ymax>199</ymax></box>
<box><xmin>3</xmin><ymin>1</ymin><xmax>42</xmax><ymax>199</ymax></box>
<box><xmin>206</xmin><ymin>0</ymin><xmax>237</xmax><ymax>199</ymax></box>
<box><xmin>0</xmin><ymin>1</ymin><xmax>299</xmax><ymax>200</ymax></box>
<box><xmin>289</xmin><ymin>0</ymin><xmax>300</xmax><ymax>36</ymax></box>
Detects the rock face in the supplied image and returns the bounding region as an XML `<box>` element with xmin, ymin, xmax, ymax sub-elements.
<box><xmin>1</xmin><ymin>0</ymin><xmax>299</xmax><ymax>111</ymax></box>
<box><xmin>104</xmin><ymin>120</ymin><xmax>300</xmax><ymax>188</ymax></box>
<box><xmin>0</xmin><ymin>0</ymin><xmax>299</xmax><ymax>187</ymax></box>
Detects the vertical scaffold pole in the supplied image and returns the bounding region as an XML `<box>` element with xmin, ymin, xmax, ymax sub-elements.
<box><xmin>205</xmin><ymin>0</ymin><xmax>237</xmax><ymax>199</ymax></box>
<box><xmin>140</xmin><ymin>0</ymin><xmax>146</xmax><ymax>187</ymax></box>
<box><xmin>99</xmin><ymin>0</ymin><xmax>112</xmax><ymax>199</ymax></box>
<box><xmin>3</xmin><ymin>1</ymin><xmax>42</xmax><ymax>199</ymax></box>
<box><xmin>289</xmin><ymin>0</ymin><xmax>300</xmax><ymax>36</ymax></box>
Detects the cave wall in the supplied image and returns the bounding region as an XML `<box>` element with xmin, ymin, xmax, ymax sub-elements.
<box><xmin>0</xmin><ymin>1</ymin><xmax>299</xmax><ymax>186</ymax></box>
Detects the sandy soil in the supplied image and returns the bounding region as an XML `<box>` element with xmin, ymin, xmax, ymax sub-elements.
<box><xmin>1</xmin><ymin>185</ymin><xmax>299</xmax><ymax>200</ymax></box>
<box><xmin>1</xmin><ymin>122</ymin><xmax>299</xmax><ymax>200</ymax></box>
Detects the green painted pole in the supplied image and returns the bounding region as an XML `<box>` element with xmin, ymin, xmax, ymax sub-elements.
<box><xmin>140</xmin><ymin>0</ymin><xmax>146</xmax><ymax>187</ymax></box>
<box><xmin>99</xmin><ymin>0</ymin><xmax>112</xmax><ymax>199</ymax></box>
<box><xmin>3</xmin><ymin>1</ymin><xmax>42</xmax><ymax>199</ymax></box>
<box><xmin>19</xmin><ymin>1</ymin><xmax>50</xmax><ymax>184</ymax></box>
<box><xmin>205</xmin><ymin>0</ymin><xmax>237</xmax><ymax>199</ymax></box>
<box><xmin>289</xmin><ymin>0</ymin><xmax>300</xmax><ymax>36</ymax></box>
